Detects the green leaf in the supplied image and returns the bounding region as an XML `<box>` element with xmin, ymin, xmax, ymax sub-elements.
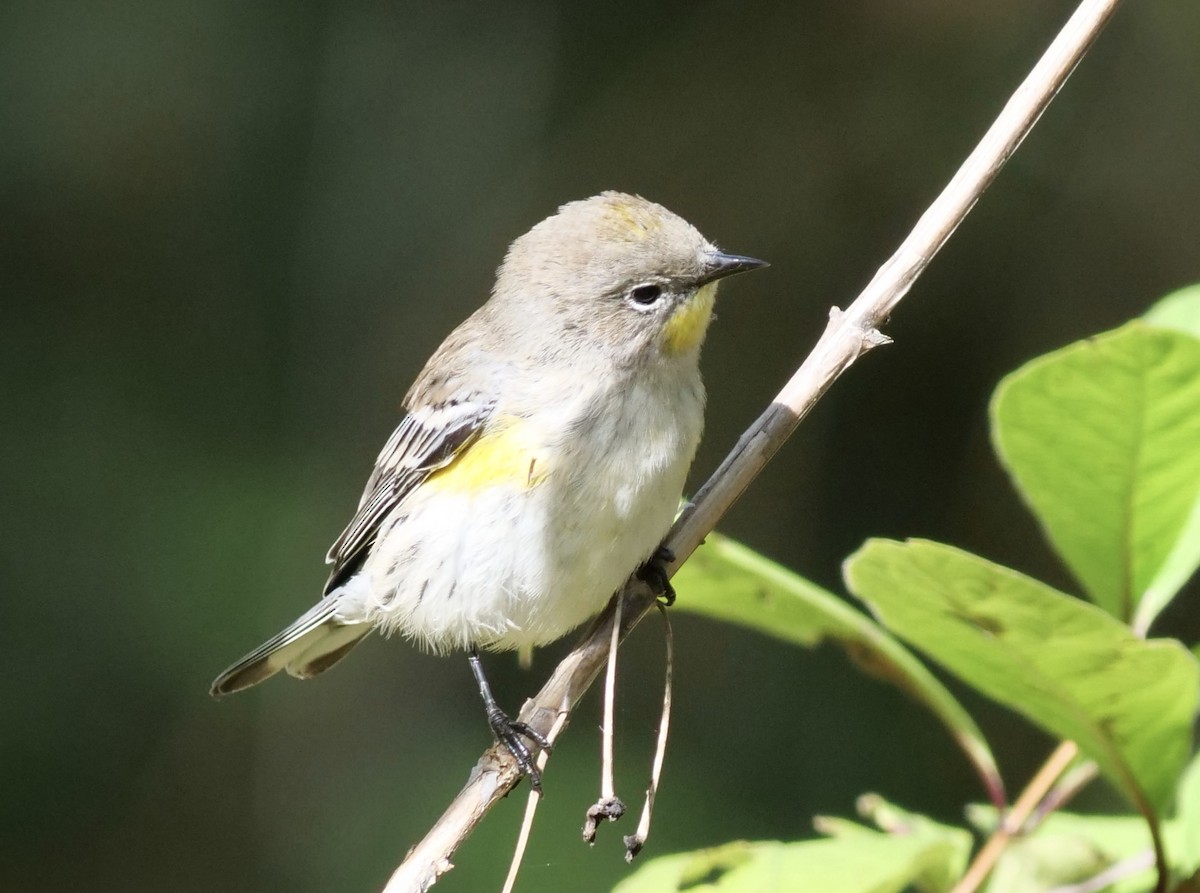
<box><xmin>843</xmin><ymin>539</ymin><xmax>1198</xmax><ymax>819</ymax></box>
<box><xmin>983</xmin><ymin>813</ymin><xmax>1156</xmax><ymax>893</ymax></box>
<box><xmin>837</xmin><ymin>794</ymin><xmax>973</xmax><ymax>893</ymax></box>
<box><xmin>990</xmin><ymin>323</ymin><xmax>1200</xmax><ymax>629</ymax></box>
<box><xmin>1178</xmin><ymin>751</ymin><xmax>1200</xmax><ymax>873</ymax></box>
<box><xmin>968</xmin><ymin>809</ymin><xmax>1196</xmax><ymax>893</ymax></box>
<box><xmin>612</xmin><ymin>832</ymin><xmax>966</xmax><ymax>893</ymax></box>
<box><xmin>985</xmin><ymin>830</ymin><xmax>1126</xmax><ymax>893</ymax></box>
<box><xmin>1146</xmin><ymin>284</ymin><xmax>1200</xmax><ymax>340</ymax></box>
<box><xmin>672</xmin><ymin>533</ymin><xmax>1002</xmax><ymax>804</ymax></box>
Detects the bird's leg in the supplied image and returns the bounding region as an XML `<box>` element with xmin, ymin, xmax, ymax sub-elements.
<box><xmin>468</xmin><ymin>648</ymin><xmax>552</xmax><ymax>792</ymax></box>
<box><xmin>636</xmin><ymin>545</ymin><xmax>676</xmax><ymax>606</ymax></box>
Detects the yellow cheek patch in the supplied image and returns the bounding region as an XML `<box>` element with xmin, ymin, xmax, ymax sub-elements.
<box><xmin>661</xmin><ymin>283</ymin><xmax>717</xmax><ymax>356</ymax></box>
<box><xmin>423</xmin><ymin>421</ymin><xmax>551</xmax><ymax>495</ymax></box>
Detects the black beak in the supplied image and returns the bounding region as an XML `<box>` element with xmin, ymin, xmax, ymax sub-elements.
<box><xmin>698</xmin><ymin>251</ymin><xmax>769</xmax><ymax>285</ymax></box>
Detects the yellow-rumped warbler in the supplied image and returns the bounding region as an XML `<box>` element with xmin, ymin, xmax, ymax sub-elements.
<box><xmin>211</xmin><ymin>192</ymin><xmax>765</xmax><ymax>785</ymax></box>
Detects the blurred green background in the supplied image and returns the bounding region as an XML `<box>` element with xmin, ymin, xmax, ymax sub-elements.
<box><xmin>4</xmin><ymin>1</ymin><xmax>1199</xmax><ymax>891</ymax></box>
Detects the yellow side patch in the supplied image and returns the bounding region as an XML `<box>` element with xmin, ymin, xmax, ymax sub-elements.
<box><xmin>423</xmin><ymin>421</ymin><xmax>550</xmax><ymax>495</ymax></box>
<box><xmin>662</xmin><ymin>283</ymin><xmax>717</xmax><ymax>356</ymax></box>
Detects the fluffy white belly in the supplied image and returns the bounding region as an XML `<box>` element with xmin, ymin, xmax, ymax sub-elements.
<box><xmin>344</xmin><ymin>375</ymin><xmax>704</xmax><ymax>652</ymax></box>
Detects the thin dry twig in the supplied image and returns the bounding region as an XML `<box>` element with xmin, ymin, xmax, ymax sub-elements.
<box><xmin>600</xmin><ymin>596</ymin><xmax>622</xmax><ymax>804</ymax></box>
<box><xmin>951</xmin><ymin>741</ymin><xmax>1081</xmax><ymax>893</ymax></box>
<box><xmin>624</xmin><ymin>604</ymin><xmax>675</xmax><ymax>862</ymax></box>
<box><xmin>582</xmin><ymin>597</ymin><xmax>626</xmax><ymax>844</ymax></box>
<box><xmin>499</xmin><ymin>709</ymin><xmax>570</xmax><ymax>893</ymax></box>
<box><xmin>382</xmin><ymin>2</ymin><xmax>1125</xmax><ymax>889</ymax></box>
<box><xmin>1028</xmin><ymin>760</ymin><xmax>1100</xmax><ymax>831</ymax></box>
<box><xmin>955</xmin><ymin>738</ymin><xmax>1164</xmax><ymax>893</ymax></box>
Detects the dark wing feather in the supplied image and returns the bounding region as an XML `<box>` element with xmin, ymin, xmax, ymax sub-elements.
<box><xmin>323</xmin><ymin>400</ymin><xmax>493</xmax><ymax>593</ymax></box>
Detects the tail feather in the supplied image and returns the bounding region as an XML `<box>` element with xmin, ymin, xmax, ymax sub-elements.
<box><xmin>291</xmin><ymin>622</ymin><xmax>373</xmax><ymax>679</ymax></box>
<box><xmin>210</xmin><ymin>599</ymin><xmax>372</xmax><ymax>696</ymax></box>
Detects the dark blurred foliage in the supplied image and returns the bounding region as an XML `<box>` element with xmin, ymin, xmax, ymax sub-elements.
<box><xmin>3</xmin><ymin>1</ymin><xmax>1199</xmax><ymax>891</ymax></box>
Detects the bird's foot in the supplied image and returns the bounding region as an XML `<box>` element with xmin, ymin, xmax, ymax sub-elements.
<box><xmin>637</xmin><ymin>545</ymin><xmax>676</xmax><ymax>606</ymax></box>
<box><xmin>487</xmin><ymin>706</ymin><xmax>552</xmax><ymax>792</ymax></box>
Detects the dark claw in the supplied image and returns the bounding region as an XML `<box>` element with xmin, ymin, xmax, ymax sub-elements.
<box><xmin>487</xmin><ymin>707</ymin><xmax>546</xmax><ymax>792</ymax></box>
<box><xmin>509</xmin><ymin>720</ymin><xmax>553</xmax><ymax>753</ymax></box>
<box><xmin>637</xmin><ymin>546</ymin><xmax>676</xmax><ymax>606</ymax></box>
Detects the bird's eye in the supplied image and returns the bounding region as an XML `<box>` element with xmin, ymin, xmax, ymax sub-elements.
<box><xmin>628</xmin><ymin>284</ymin><xmax>664</xmax><ymax>307</ymax></box>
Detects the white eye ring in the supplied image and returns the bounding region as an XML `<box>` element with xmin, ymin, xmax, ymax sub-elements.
<box><xmin>626</xmin><ymin>283</ymin><xmax>664</xmax><ymax>309</ymax></box>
